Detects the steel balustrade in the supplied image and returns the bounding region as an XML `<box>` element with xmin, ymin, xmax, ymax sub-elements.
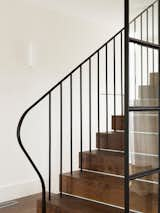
<box><xmin>17</xmin><ymin>1</ymin><xmax>160</xmax><ymax>212</ymax></box>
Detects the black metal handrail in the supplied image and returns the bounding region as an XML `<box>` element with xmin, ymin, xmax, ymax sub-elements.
<box><xmin>129</xmin><ymin>37</ymin><xmax>160</xmax><ymax>49</ymax></box>
<box><xmin>17</xmin><ymin>1</ymin><xmax>158</xmax><ymax>213</ymax></box>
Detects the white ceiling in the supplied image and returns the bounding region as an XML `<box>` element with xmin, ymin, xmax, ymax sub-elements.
<box><xmin>24</xmin><ymin>0</ymin><xmax>156</xmax><ymax>25</ymax></box>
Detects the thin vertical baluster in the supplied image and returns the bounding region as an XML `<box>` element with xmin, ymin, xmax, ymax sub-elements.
<box><xmin>158</xmin><ymin>1</ymin><xmax>160</xmax><ymax>213</ymax></box>
<box><xmin>146</xmin><ymin>9</ymin><xmax>149</xmax><ymax>41</ymax></box>
<box><xmin>134</xmin><ymin>21</ymin><xmax>137</xmax><ymax>100</ymax></box>
<box><xmin>80</xmin><ymin>66</ymin><xmax>83</xmax><ymax>172</ymax></box>
<box><xmin>97</xmin><ymin>52</ymin><xmax>100</xmax><ymax>132</ymax></box>
<box><xmin>70</xmin><ymin>75</ymin><xmax>73</xmax><ymax>174</ymax></box>
<box><xmin>89</xmin><ymin>59</ymin><xmax>92</xmax><ymax>152</ymax></box>
<box><xmin>124</xmin><ymin>0</ymin><xmax>129</xmax><ymax>212</ymax></box>
<box><xmin>141</xmin><ymin>15</ymin><xmax>143</xmax><ymax>95</ymax></box>
<box><xmin>121</xmin><ymin>32</ymin><xmax>124</xmax><ymax>115</ymax></box>
<box><xmin>49</xmin><ymin>92</ymin><xmax>51</xmax><ymax>200</ymax></box>
<box><xmin>106</xmin><ymin>45</ymin><xmax>108</xmax><ymax>132</ymax></box>
<box><xmin>152</xmin><ymin>5</ymin><xmax>155</xmax><ymax>73</ymax></box>
<box><xmin>60</xmin><ymin>83</ymin><xmax>63</xmax><ymax>196</ymax></box>
<box><xmin>113</xmin><ymin>39</ymin><xmax>116</xmax><ymax>119</ymax></box>
<box><xmin>146</xmin><ymin>10</ymin><xmax>149</xmax><ymax>84</ymax></box>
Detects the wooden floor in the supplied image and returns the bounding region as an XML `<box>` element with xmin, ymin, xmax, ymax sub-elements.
<box><xmin>0</xmin><ymin>194</ymin><xmax>41</xmax><ymax>213</ymax></box>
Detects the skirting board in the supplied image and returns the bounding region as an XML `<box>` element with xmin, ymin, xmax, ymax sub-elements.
<box><xmin>0</xmin><ymin>179</ymin><xmax>42</xmax><ymax>203</ymax></box>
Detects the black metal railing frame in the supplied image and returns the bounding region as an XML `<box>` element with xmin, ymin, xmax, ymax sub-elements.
<box><xmin>124</xmin><ymin>0</ymin><xmax>160</xmax><ymax>212</ymax></box>
<box><xmin>16</xmin><ymin>1</ymin><xmax>159</xmax><ymax>213</ymax></box>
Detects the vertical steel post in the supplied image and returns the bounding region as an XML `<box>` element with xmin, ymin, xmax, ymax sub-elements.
<box><xmin>97</xmin><ymin>52</ymin><xmax>100</xmax><ymax>132</ymax></box>
<box><xmin>89</xmin><ymin>59</ymin><xmax>92</xmax><ymax>152</ymax></box>
<box><xmin>60</xmin><ymin>83</ymin><xmax>63</xmax><ymax>196</ymax></box>
<box><xmin>140</xmin><ymin>15</ymin><xmax>143</xmax><ymax>96</ymax></box>
<box><xmin>80</xmin><ymin>66</ymin><xmax>83</xmax><ymax>172</ymax></box>
<box><xmin>113</xmin><ymin>39</ymin><xmax>116</xmax><ymax>119</ymax></box>
<box><xmin>124</xmin><ymin>0</ymin><xmax>130</xmax><ymax>212</ymax></box>
<box><xmin>134</xmin><ymin>21</ymin><xmax>137</xmax><ymax>100</ymax></box>
<box><xmin>158</xmin><ymin>1</ymin><xmax>160</xmax><ymax>212</ymax></box>
<box><xmin>70</xmin><ymin>75</ymin><xmax>73</xmax><ymax>174</ymax></box>
<box><xmin>152</xmin><ymin>5</ymin><xmax>155</xmax><ymax>73</ymax></box>
<box><xmin>42</xmin><ymin>189</ymin><xmax>46</xmax><ymax>213</ymax></box>
<box><xmin>106</xmin><ymin>45</ymin><xmax>108</xmax><ymax>132</ymax></box>
<box><xmin>146</xmin><ymin>10</ymin><xmax>149</xmax><ymax>84</ymax></box>
<box><xmin>121</xmin><ymin>32</ymin><xmax>124</xmax><ymax>115</ymax></box>
<box><xmin>49</xmin><ymin>92</ymin><xmax>52</xmax><ymax>200</ymax></box>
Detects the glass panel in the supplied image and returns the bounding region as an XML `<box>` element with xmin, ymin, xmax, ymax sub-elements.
<box><xmin>129</xmin><ymin>43</ymin><xmax>159</xmax><ymax>107</ymax></box>
<box><xmin>130</xmin><ymin>174</ymin><xmax>158</xmax><ymax>213</ymax></box>
<box><xmin>129</xmin><ymin>111</ymin><xmax>159</xmax><ymax>176</ymax></box>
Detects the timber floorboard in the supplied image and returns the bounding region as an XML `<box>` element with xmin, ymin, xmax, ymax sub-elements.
<box><xmin>0</xmin><ymin>194</ymin><xmax>41</xmax><ymax>213</ymax></box>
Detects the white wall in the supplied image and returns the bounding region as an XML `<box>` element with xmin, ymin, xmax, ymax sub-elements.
<box><xmin>0</xmin><ymin>0</ymin><xmax>124</xmax><ymax>202</ymax></box>
<box><xmin>1</xmin><ymin>0</ymin><xmax>156</xmax><ymax>203</ymax></box>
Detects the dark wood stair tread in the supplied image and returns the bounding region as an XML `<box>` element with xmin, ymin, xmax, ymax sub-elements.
<box><xmin>80</xmin><ymin>150</ymin><xmax>158</xmax><ymax>181</ymax></box>
<box><xmin>97</xmin><ymin>130</ymin><xmax>158</xmax><ymax>153</ymax></box>
<box><xmin>62</xmin><ymin>170</ymin><xmax>158</xmax><ymax>212</ymax></box>
<box><xmin>62</xmin><ymin>170</ymin><xmax>124</xmax><ymax>206</ymax></box>
<box><xmin>37</xmin><ymin>194</ymin><xmax>123</xmax><ymax>213</ymax></box>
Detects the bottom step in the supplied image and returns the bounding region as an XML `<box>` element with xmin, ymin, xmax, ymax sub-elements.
<box><xmin>37</xmin><ymin>194</ymin><xmax>123</xmax><ymax>213</ymax></box>
<box><xmin>62</xmin><ymin>171</ymin><xmax>158</xmax><ymax>212</ymax></box>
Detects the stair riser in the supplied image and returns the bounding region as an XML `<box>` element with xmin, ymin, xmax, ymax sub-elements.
<box><xmin>112</xmin><ymin>116</ymin><xmax>124</xmax><ymax>130</ymax></box>
<box><xmin>62</xmin><ymin>174</ymin><xmax>124</xmax><ymax>207</ymax></box>
<box><xmin>79</xmin><ymin>152</ymin><xmax>124</xmax><ymax>175</ymax></box>
<box><xmin>150</xmin><ymin>73</ymin><xmax>159</xmax><ymax>86</ymax></box>
<box><xmin>62</xmin><ymin>174</ymin><xmax>157</xmax><ymax>212</ymax></box>
<box><xmin>138</xmin><ymin>86</ymin><xmax>159</xmax><ymax>99</ymax></box>
<box><xmin>132</xmin><ymin>133</ymin><xmax>158</xmax><ymax>155</ymax></box>
<box><xmin>113</xmin><ymin>114</ymin><xmax>159</xmax><ymax>132</ymax></box>
<box><xmin>131</xmin><ymin>155</ymin><xmax>158</xmax><ymax>169</ymax></box>
<box><xmin>96</xmin><ymin>133</ymin><xmax>124</xmax><ymax>151</ymax></box>
<box><xmin>133</xmin><ymin>114</ymin><xmax>158</xmax><ymax>132</ymax></box>
<box><xmin>79</xmin><ymin>151</ymin><xmax>158</xmax><ymax>178</ymax></box>
<box><xmin>134</xmin><ymin>99</ymin><xmax>158</xmax><ymax>107</ymax></box>
<box><xmin>97</xmin><ymin>132</ymin><xmax>158</xmax><ymax>154</ymax></box>
<box><xmin>112</xmin><ymin>114</ymin><xmax>159</xmax><ymax>132</ymax></box>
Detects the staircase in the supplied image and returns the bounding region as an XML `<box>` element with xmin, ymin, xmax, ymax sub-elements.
<box><xmin>17</xmin><ymin>0</ymin><xmax>160</xmax><ymax>213</ymax></box>
<box><xmin>37</xmin><ymin>87</ymin><xmax>159</xmax><ymax>212</ymax></box>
